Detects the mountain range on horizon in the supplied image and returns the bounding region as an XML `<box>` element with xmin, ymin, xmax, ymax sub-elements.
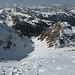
<box><xmin>0</xmin><ymin>0</ymin><xmax>75</xmax><ymax>6</ymax></box>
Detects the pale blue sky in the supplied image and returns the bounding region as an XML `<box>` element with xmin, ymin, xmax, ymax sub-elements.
<box><xmin>0</xmin><ymin>0</ymin><xmax>75</xmax><ymax>6</ymax></box>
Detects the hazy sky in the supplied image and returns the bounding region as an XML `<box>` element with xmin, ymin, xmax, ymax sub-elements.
<box><xmin>0</xmin><ymin>0</ymin><xmax>75</xmax><ymax>6</ymax></box>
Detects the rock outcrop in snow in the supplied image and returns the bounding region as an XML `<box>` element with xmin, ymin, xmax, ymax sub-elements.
<box><xmin>39</xmin><ymin>22</ymin><xmax>60</xmax><ymax>47</ymax></box>
<box><xmin>39</xmin><ymin>22</ymin><xmax>75</xmax><ymax>47</ymax></box>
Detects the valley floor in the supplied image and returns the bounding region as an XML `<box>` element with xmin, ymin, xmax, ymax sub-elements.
<box><xmin>0</xmin><ymin>38</ymin><xmax>75</xmax><ymax>75</ymax></box>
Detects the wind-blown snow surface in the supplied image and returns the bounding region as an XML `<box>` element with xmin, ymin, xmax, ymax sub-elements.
<box><xmin>0</xmin><ymin>37</ymin><xmax>75</xmax><ymax>75</ymax></box>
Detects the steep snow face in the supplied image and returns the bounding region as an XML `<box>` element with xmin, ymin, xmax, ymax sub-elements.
<box><xmin>5</xmin><ymin>15</ymin><xmax>13</xmax><ymax>27</ymax></box>
<box><xmin>0</xmin><ymin>23</ymin><xmax>34</xmax><ymax>60</ymax></box>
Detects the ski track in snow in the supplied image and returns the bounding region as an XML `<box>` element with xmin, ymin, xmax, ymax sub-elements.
<box><xmin>0</xmin><ymin>38</ymin><xmax>75</xmax><ymax>75</ymax></box>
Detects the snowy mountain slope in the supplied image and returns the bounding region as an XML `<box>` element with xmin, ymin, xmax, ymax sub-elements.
<box><xmin>0</xmin><ymin>5</ymin><xmax>75</xmax><ymax>75</ymax></box>
<box><xmin>0</xmin><ymin>37</ymin><xmax>75</xmax><ymax>75</ymax></box>
<box><xmin>0</xmin><ymin>23</ymin><xmax>34</xmax><ymax>60</ymax></box>
<box><xmin>39</xmin><ymin>22</ymin><xmax>75</xmax><ymax>47</ymax></box>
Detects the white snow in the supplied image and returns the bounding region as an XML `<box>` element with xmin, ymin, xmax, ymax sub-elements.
<box><xmin>0</xmin><ymin>37</ymin><xmax>75</xmax><ymax>75</ymax></box>
<box><xmin>0</xmin><ymin>9</ymin><xmax>3</xmax><ymax>14</ymax></box>
<box><xmin>70</xmin><ymin>9</ymin><xmax>75</xmax><ymax>14</ymax></box>
<box><xmin>61</xmin><ymin>22</ymin><xmax>71</xmax><ymax>27</ymax></box>
<box><xmin>12</xmin><ymin>11</ymin><xmax>31</xmax><ymax>18</ymax></box>
<box><xmin>5</xmin><ymin>15</ymin><xmax>13</xmax><ymax>27</ymax></box>
<box><xmin>63</xmin><ymin>28</ymin><xmax>73</xmax><ymax>35</ymax></box>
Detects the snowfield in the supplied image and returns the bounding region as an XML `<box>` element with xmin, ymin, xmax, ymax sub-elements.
<box><xmin>0</xmin><ymin>37</ymin><xmax>75</xmax><ymax>75</ymax></box>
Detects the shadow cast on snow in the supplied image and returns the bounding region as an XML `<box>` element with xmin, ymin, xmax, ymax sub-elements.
<box><xmin>0</xmin><ymin>38</ymin><xmax>34</xmax><ymax>61</ymax></box>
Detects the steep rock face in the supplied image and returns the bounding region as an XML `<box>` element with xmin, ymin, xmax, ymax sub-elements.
<box><xmin>39</xmin><ymin>22</ymin><xmax>75</xmax><ymax>47</ymax></box>
<box><xmin>39</xmin><ymin>23</ymin><xmax>60</xmax><ymax>47</ymax></box>
<box><xmin>12</xmin><ymin>16</ymin><xmax>49</xmax><ymax>37</ymax></box>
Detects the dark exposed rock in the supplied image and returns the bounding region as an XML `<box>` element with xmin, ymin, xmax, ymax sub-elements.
<box><xmin>39</xmin><ymin>23</ymin><xmax>60</xmax><ymax>47</ymax></box>
<box><xmin>12</xmin><ymin>16</ymin><xmax>49</xmax><ymax>37</ymax></box>
<box><xmin>38</xmin><ymin>13</ymin><xmax>75</xmax><ymax>26</ymax></box>
<box><xmin>3</xmin><ymin>41</ymin><xmax>12</xmax><ymax>49</ymax></box>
